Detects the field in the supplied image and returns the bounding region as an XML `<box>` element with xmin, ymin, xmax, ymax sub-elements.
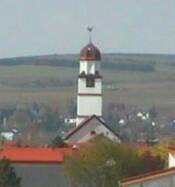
<box><xmin>0</xmin><ymin>66</ymin><xmax>77</xmax><ymax>110</ymax></box>
<box><xmin>0</xmin><ymin>53</ymin><xmax>175</xmax><ymax>115</ymax></box>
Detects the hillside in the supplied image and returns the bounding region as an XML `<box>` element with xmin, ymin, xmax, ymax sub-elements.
<box><xmin>1</xmin><ymin>53</ymin><xmax>175</xmax><ymax>71</ymax></box>
<box><xmin>0</xmin><ymin>53</ymin><xmax>174</xmax><ymax>115</ymax></box>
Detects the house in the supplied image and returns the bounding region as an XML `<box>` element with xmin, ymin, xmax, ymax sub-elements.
<box><xmin>167</xmin><ymin>146</ymin><xmax>175</xmax><ymax>168</ymax></box>
<box><xmin>64</xmin><ymin>118</ymin><xmax>76</xmax><ymax>125</ymax></box>
<box><xmin>0</xmin><ymin>131</ymin><xmax>15</xmax><ymax>141</ymax></box>
<box><xmin>119</xmin><ymin>146</ymin><xmax>175</xmax><ymax>187</ymax></box>
<box><xmin>65</xmin><ymin>115</ymin><xmax>121</xmax><ymax>144</ymax></box>
<box><xmin>119</xmin><ymin>167</ymin><xmax>175</xmax><ymax>187</ymax></box>
<box><xmin>0</xmin><ymin>147</ymin><xmax>72</xmax><ymax>187</ymax></box>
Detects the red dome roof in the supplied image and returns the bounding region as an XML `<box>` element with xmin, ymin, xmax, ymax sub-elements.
<box><xmin>80</xmin><ymin>43</ymin><xmax>101</xmax><ymax>61</ymax></box>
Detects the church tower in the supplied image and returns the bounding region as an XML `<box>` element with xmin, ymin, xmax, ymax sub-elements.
<box><xmin>76</xmin><ymin>28</ymin><xmax>102</xmax><ymax>126</ymax></box>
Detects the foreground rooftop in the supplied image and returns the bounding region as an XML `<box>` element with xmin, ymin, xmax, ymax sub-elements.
<box><xmin>0</xmin><ymin>147</ymin><xmax>72</xmax><ymax>163</ymax></box>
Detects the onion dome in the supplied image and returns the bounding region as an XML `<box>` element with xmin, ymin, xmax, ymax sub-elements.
<box><xmin>80</xmin><ymin>43</ymin><xmax>101</xmax><ymax>61</ymax></box>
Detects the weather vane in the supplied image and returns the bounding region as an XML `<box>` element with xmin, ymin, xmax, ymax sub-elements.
<box><xmin>87</xmin><ymin>26</ymin><xmax>93</xmax><ymax>43</ymax></box>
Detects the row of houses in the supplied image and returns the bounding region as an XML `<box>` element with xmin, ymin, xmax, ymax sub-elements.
<box><xmin>1</xmin><ymin>139</ymin><xmax>175</xmax><ymax>187</ymax></box>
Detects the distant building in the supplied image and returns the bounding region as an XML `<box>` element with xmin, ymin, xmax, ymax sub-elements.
<box><xmin>64</xmin><ymin>118</ymin><xmax>76</xmax><ymax>125</ymax></box>
<box><xmin>0</xmin><ymin>131</ymin><xmax>15</xmax><ymax>141</ymax></box>
<box><xmin>167</xmin><ymin>146</ymin><xmax>175</xmax><ymax>168</ymax></box>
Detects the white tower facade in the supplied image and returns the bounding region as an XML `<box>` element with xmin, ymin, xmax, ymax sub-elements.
<box><xmin>76</xmin><ymin>36</ymin><xmax>102</xmax><ymax>126</ymax></box>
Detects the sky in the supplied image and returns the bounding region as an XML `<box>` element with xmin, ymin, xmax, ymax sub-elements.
<box><xmin>0</xmin><ymin>0</ymin><xmax>175</xmax><ymax>58</ymax></box>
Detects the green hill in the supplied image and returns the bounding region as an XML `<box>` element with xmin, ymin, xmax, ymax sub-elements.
<box><xmin>0</xmin><ymin>53</ymin><xmax>174</xmax><ymax>115</ymax></box>
<box><xmin>1</xmin><ymin>53</ymin><xmax>175</xmax><ymax>71</ymax></box>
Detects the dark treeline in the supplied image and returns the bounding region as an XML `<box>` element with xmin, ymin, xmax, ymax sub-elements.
<box><xmin>102</xmin><ymin>62</ymin><xmax>155</xmax><ymax>72</ymax></box>
<box><xmin>0</xmin><ymin>55</ymin><xmax>155</xmax><ymax>72</ymax></box>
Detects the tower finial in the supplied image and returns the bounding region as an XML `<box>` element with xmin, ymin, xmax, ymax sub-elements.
<box><xmin>87</xmin><ymin>26</ymin><xmax>93</xmax><ymax>43</ymax></box>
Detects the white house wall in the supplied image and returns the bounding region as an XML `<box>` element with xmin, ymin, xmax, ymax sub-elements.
<box><xmin>95</xmin><ymin>124</ymin><xmax>121</xmax><ymax>143</ymax></box>
<box><xmin>169</xmin><ymin>153</ymin><xmax>175</xmax><ymax>168</ymax></box>
<box><xmin>124</xmin><ymin>174</ymin><xmax>175</xmax><ymax>187</ymax></box>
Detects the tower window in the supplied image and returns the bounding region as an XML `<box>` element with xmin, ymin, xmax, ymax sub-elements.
<box><xmin>86</xmin><ymin>77</ymin><xmax>95</xmax><ymax>87</ymax></box>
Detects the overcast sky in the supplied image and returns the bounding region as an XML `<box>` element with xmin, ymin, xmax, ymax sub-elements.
<box><xmin>0</xmin><ymin>0</ymin><xmax>174</xmax><ymax>58</ymax></box>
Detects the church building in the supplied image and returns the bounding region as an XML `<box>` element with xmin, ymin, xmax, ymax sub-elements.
<box><xmin>66</xmin><ymin>28</ymin><xmax>120</xmax><ymax>144</ymax></box>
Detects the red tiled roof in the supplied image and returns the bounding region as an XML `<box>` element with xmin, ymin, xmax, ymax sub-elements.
<box><xmin>120</xmin><ymin>167</ymin><xmax>175</xmax><ymax>186</ymax></box>
<box><xmin>166</xmin><ymin>146</ymin><xmax>175</xmax><ymax>152</ymax></box>
<box><xmin>3</xmin><ymin>141</ymin><xmax>17</xmax><ymax>148</ymax></box>
<box><xmin>0</xmin><ymin>147</ymin><xmax>72</xmax><ymax>163</ymax></box>
<box><xmin>129</xmin><ymin>143</ymin><xmax>149</xmax><ymax>150</ymax></box>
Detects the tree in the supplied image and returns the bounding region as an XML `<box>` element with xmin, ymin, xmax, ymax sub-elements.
<box><xmin>138</xmin><ymin>143</ymin><xmax>167</xmax><ymax>167</ymax></box>
<box><xmin>64</xmin><ymin>137</ymin><xmax>144</xmax><ymax>187</ymax></box>
<box><xmin>39</xmin><ymin>106</ymin><xmax>63</xmax><ymax>132</ymax></box>
<box><xmin>140</xmin><ymin>150</ymin><xmax>165</xmax><ymax>173</ymax></box>
<box><xmin>67</xmin><ymin>99</ymin><xmax>76</xmax><ymax>117</ymax></box>
<box><xmin>0</xmin><ymin>159</ymin><xmax>21</xmax><ymax>187</ymax></box>
<box><xmin>50</xmin><ymin>135</ymin><xmax>67</xmax><ymax>148</ymax></box>
<box><xmin>149</xmin><ymin>106</ymin><xmax>158</xmax><ymax>119</ymax></box>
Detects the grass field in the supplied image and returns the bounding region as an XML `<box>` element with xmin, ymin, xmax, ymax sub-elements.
<box><xmin>0</xmin><ymin>63</ymin><xmax>174</xmax><ymax>115</ymax></box>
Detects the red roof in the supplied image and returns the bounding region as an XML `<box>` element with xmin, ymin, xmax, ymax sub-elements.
<box><xmin>0</xmin><ymin>147</ymin><xmax>72</xmax><ymax>163</ymax></box>
<box><xmin>3</xmin><ymin>141</ymin><xmax>17</xmax><ymax>148</ymax></box>
<box><xmin>166</xmin><ymin>146</ymin><xmax>175</xmax><ymax>152</ymax></box>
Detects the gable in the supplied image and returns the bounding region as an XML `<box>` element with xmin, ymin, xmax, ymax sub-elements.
<box><xmin>66</xmin><ymin>115</ymin><xmax>121</xmax><ymax>143</ymax></box>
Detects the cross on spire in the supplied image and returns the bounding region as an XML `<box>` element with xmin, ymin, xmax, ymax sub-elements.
<box><xmin>87</xmin><ymin>26</ymin><xmax>93</xmax><ymax>43</ymax></box>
